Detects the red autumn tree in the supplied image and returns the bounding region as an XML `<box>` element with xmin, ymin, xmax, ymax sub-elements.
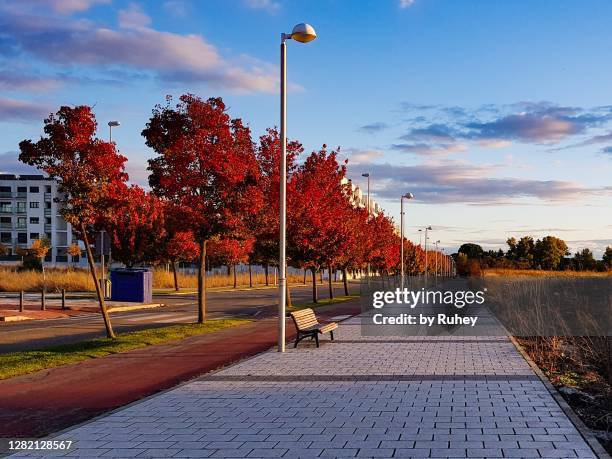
<box><xmin>19</xmin><ymin>106</ymin><xmax>128</xmax><ymax>338</ymax></box>
<box><xmin>104</xmin><ymin>186</ymin><xmax>167</xmax><ymax>268</ymax></box>
<box><xmin>288</xmin><ymin>145</ymin><xmax>353</xmax><ymax>302</ymax></box>
<box><xmin>143</xmin><ymin>95</ymin><xmax>262</xmax><ymax>322</ymax></box>
<box><xmin>208</xmin><ymin>237</ymin><xmax>255</xmax><ymax>288</ymax></box>
<box><xmin>337</xmin><ymin>205</ymin><xmax>370</xmax><ymax>295</ymax></box>
<box><xmin>157</xmin><ymin>201</ymin><xmax>200</xmax><ymax>291</ymax></box>
<box><xmin>251</xmin><ymin>128</ymin><xmax>303</xmax><ymax>285</ymax></box>
<box><xmin>366</xmin><ymin>212</ymin><xmax>400</xmax><ymax>275</ymax></box>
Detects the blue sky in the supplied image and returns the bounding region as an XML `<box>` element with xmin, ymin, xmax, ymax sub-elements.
<box><xmin>1</xmin><ymin>0</ymin><xmax>611</xmax><ymax>255</ymax></box>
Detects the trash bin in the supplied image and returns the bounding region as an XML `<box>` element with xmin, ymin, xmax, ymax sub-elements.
<box><xmin>110</xmin><ymin>268</ymin><xmax>153</xmax><ymax>303</ymax></box>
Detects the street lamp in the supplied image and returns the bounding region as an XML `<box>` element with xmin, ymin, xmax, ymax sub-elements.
<box><xmin>424</xmin><ymin>226</ymin><xmax>432</xmax><ymax>280</ymax></box>
<box><xmin>361</xmin><ymin>173</ymin><xmax>370</xmax><ymax>214</ymax></box>
<box><xmin>434</xmin><ymin>240</ymin><xmax>440</xmax><ymax>280</ymax></box>
<box><xmin>101</xmin><ymin>121</ymin><xmax>120</xmax><ymax>299</ymax></box>
<box><xmin>418</xmin><ymin>228</ymin><xmax>422</xmax><ymax>247</ymax></box>
<box><xmin>400</xmin><ymin>192</ymin><xmax>414</xmax><ymax>289</ymax></box>
<box><xmin>278</xmin><ymin>22</ymin><xmax>317</xmax><ymax>353</ymax></box>
<box><xmin>108</xmin><ymin>120</ymin><xmax>120</xmax><ymax>143</ymax></box>
<box><xmin>361</xmin><ymin>173</ymin><xmax>371</xmax><ymax>280</ymax></box>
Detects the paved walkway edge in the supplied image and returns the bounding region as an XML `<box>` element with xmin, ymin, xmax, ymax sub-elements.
<box><xmin>509</xmin><ymin>335</ymin><xmax>610</xmax><ymax>459</ymax></box>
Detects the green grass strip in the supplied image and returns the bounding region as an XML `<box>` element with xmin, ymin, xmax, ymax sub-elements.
<box><xmin>289</xmin><ymin>294</ymin><xmax>359</xmax><ymax>311</ymax></box>
<box><xmin>0</xmin><ymin>319</ymin><xmax>250</xmax><ymax>380</ymax></box>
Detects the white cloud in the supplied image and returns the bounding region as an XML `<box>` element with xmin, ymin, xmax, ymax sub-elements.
<box><xmin>25</xmin><ymin>0</ymin><xmax>111</xmax><ymax>14</ymax></box>
<box><xmin>118</xmin><ymin>3</ymin><xmax>152</xmax><ymax>29</ymax></box>
<box><xmin>244</xmin><ymin>0</ymin><xmax>280</xmax><ymax>14</ymax></box>
<box><xmin>0</xmin><ymin>8</ymin><xmax>279</xmax><ymax>94</ymax></box>
<box><xmin>399</xmin><ymin>0</ymin><xmax>415</xmax><ymax>8</ymax></box>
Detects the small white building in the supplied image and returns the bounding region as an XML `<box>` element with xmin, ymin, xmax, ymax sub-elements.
<box><xmin>0</xmin><ymin>174</ymin><xmax>86</xmax><ymax>266</ymax></box>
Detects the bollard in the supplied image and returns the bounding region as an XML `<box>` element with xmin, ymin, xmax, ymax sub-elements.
<box><xmin>19</xmin><ymin>291</ymin><xmax>24</xmax><ymax>313</ymax></box>
<box><xmin>41</xmin><ymin>288</ymin><xmax>46</xmax><ymax>311</ymax></box>
<box><xmin>61</xmin><ymin>289</ymin><xmax>66</xmax><ymax>310</ymax></box>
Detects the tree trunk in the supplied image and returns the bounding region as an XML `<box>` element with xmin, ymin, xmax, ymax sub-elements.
<box><xmin>197</xmin><ymin>239</ymin><xmax>207</xmax><ymax>323</ymax></box>
<box><xmin>41</xmin><ymin>261</ymin><xmax>46</xmax><ymax>310</ymax></box>
<box><xmin>328</xmin><ymin>264</ymin><xmax>334</xmax><ymax>300</ymax></box>
<box><xmin>264</xmin><ymin>264</ymin><xmax>269</xmax><ymax>286</ymax></box>
<box><xmin>233</xmin><ymin>264</ymin><xmax>237</xmax><ymax>289</ymax></box>
<box><xmin>303</xmin><ymin>268</ymin><xmax>307</xmax><ymax>284</ymax></box>
<box><xmin>311</xmin><ymin>268</ymin><xmax>318</xmax><ymax>303</ymax></box>
<box><xmin>334</xmin><ymin>269</ymin><xmax>338</xmax><ymax>282</ymax></box>
<box><xmin>171</xmin><ymin>260</ymin><xmax>179</xmax><ymax>291</ymax></box>
<box><xmin>81</xmin><ymin>223</ymin><xmax>115</xmax><ymax>338</ymax></box>
<box><xmin>342</xmin><ymin>268</ymin><xmax>349</xmax><ymax>296</ymax></box>
<box><xmin>248</xmin><ymin>264</ymin><xmax>252</xmax><ymax>288</ymax></box>
<box><xmin>319</xmin><ymin>270</ymin><xmax>323</xmax><ymax>284</ymax></box>
<box><xmin>227</xmin><ymin>265</ymin><xmax>231</xmax><ymax>276</ymax></box>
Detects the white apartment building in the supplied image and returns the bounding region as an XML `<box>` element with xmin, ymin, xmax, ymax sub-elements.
<box><xmin>0</xmin><ymin>174</ymin><xmax>85</xmax><ymax>266</ymax></box>
<box><xmin>342</xmin><ymin>177</ymin><xmax>381</xmax><ymax>215</ymax></box>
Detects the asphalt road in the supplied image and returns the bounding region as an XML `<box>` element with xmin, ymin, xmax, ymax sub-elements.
<box><xmin>0</xmin><ymin>282</ymin><xmax>359</xmax><ymax>353</ymax></box>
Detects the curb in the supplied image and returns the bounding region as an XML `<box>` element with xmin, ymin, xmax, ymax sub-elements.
<box><xmin>509</xmin><ymin>335</ymin><xmax>611</xmax><ymax>459</ymax></box>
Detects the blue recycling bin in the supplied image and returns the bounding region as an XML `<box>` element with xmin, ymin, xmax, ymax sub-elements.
<box><xmin>110</xmin><ymin>268</ymin><xmax>153</xmax><ymax>303</ymax></box>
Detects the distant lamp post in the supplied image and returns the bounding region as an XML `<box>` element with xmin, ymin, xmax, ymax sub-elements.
<box><xmin>108</xmin><ymin>120</ymin><xmax>120</xmax><ymax>143</ymax></box>
<box><xmin>101</xmin><ymin>120</ymin><xmax>120</xmax><ymax>299</ymax></box>
<box><xmin>400</xmin><ymin>193</ymin><xmax>414</xmax><ymax>289</ymax></box>
<box><xmin>361</xmin><ymin>173</ymin><xmax>370</xmax><ymax>214</ymax></box>
<box><xmin>361</xmin><ymin>172</ymin><xmax>371</xmax><ymax>279</ymax></box>
<box><xmin>434</xmin><ymin>240</ymin><xmax>440</xmax><ymax>280</ymax></box>
<box><xmin>424</xmin><ymin>226</ymin><xmax>432</xmax><ymax>280</ymax></box>
<box><xmin>278</xmin><ymin>22</ymin><xmax>317</xmax><ymax>353</ymax></box>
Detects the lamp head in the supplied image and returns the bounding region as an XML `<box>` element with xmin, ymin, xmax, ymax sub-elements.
<box><xmin>290</xmin><ymin>23</ymin><xmax>317</xmax><ymax>43</ymax></box>
<box><xmin>361</xmin><ymin>173</ymin><xmax>370</xmax><ymax>178</ymax></box>
<box><xmin>108</xmin><ymin>121</ymin><xmax>121</xmax><ymax>127</ymax></box>
<box><xmin>403</xmin><ymin>192</ymin><xmax>414</xmax><ymax>199</ymax></box>
<box><xmin>426</xmin><ymin>226</ymin><xmax>432</xmax><ymax>230</ymax></box>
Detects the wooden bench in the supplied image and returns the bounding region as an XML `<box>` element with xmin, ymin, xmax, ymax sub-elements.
<box><xmin>290</xmin><ymin>308</ymin><xmax>338</xmax><ymax>348</ymax></box>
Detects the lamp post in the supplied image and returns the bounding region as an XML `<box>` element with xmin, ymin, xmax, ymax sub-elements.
<box><xmin>400</xmin><ymin>193</ymin><xmax>414</xmax><ymax>289</ymax></box>
<box><xmin>361</xmin><ymin>173</ymin><xmax>371</xmax><ymax>279</ymax></box>
<box><xmin>424</xmin><ymin>226</ymin><xmax>432</xmax><ymax>281</ymax></box>
<box><xmin>418</xmin><ymin>229</ymin><xmax>422</xmax><ymax>247</ymax></box>
<box><xmin>101</xmin><ymin>121</ymin><xmax>120</xmax><ymax>299</ymax></box>
<box><xmin>108</xmin><ymin>120</ymin><xmax>120</xmax><ymax>143</ymax></box>
<box><xmin>278</xmin><ymin>23</ymin><xmax>317</xmax><ymax>353</ymax></box>
<box><xmin>434</xmin><ymin>240</ymin><xmax>440</xmax><ymax>281</ymax></box>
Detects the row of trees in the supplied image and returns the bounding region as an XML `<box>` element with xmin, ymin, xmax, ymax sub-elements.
<box><xmin>457</xmin><ymin>237</ymin><xmax>612</xmax><ymax>272</ymax></box>
<box><xmin>18</xmin><ymin>95</ymin><xmax>444</xmax><ymax>339</ymax></box>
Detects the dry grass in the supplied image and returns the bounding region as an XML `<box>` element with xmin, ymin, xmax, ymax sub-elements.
<box><xmin>484</xmin><ymin>268</ymin><xmax>612</xmax><ymax>278</ymax></box>
<box><xmin>0</xmin><ymin>266</ymin><xmax>93</xmax><ymax>292</ymax></box>
<box><xmin>0</xmin><ymin>266</ymin><xmax>310</xmax><ymax>292</ymax></box>
<box><xmin>153</xmin><ymin>270</ymin><xmax>306</xmax><ymax>290</ymax></box>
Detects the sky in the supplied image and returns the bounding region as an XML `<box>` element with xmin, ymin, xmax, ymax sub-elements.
<box><xmin>1</xmin><ymin>0</ymin><xmax>611</xmax><ymax>256</ymax></box>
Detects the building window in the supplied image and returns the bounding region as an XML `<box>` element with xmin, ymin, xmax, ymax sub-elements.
<box><xmin>16</xmin><ymin>202</ymin><xmax>26</xmax><ymax>213</ymax></box>
<box><xmin>0</xmin><ymin>216</ymin><xmax>10</xmax><ymax>224</ymax></box>
<box><xmin>29</xmin><ymin>186</ymin><xmax>39</xmax><ymax>193</ymax></box>
<box><xmin>29</xmin><ymin>202</ymin><xmax>39</xmax><ymax>209</ymax></box>
<box><xmin>45</xmin><ymin>201</ymin><xmax>51</xmax><ymax>209</ymax></box>
<box><xmin>17</xmin><ymin>233</ymin><xmax>27</xmax><ymax>244</ymax></box>
<box><xmin>0</xmin><ymin>186</ymin><xmax>10</xmax><ymax>193</ymax></box>
<box><xmin>30</xmin><ymin>217</ymin><xmax>40</xmax><ymax>224</ymax></box>
<box><xmin>17</xmin><ymin>186</ymin><xmax>26</xmax><ymax>193</ymax></box>
<box><xmin>30</xmin><ymin>233</ymin><xmax>39</xmax><ymax>240</ymax></box>
<box><xmin>45</xmin><ymin>185</ymin><xmax>51</xmax><ymax>193</ymax></box>
<box><xmin>45</xmin><ymin>217</ymin><xmax>51</xmax><ymax>224</ymax></box>
<box><xmin>0</xmin><ymin>202</ymin><xmax>11</xmax><ymax>213</ymax></box>
<box><xmin>16</xmin><ymin>217</ymin><xmax>26</xmax><ymax>228</ymax></box>
<box><xmin>0</xmin><ymin>232</ymin><xmax>10</xmax><ymax>243</ymax></box>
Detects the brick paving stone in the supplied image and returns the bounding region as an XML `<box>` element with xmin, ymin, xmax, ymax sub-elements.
<box><xmin>8</xmin><ymin>315</ymin><xmax>598</xmax><ymax>458</ymax></box>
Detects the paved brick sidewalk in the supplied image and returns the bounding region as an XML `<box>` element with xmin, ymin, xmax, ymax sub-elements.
<box><xmin>9</xmin><ymin>317</ymin><xmax>598</xmax><ymax>458</ymax></box>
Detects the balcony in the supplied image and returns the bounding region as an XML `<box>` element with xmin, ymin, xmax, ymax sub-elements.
<box><xmin>0</xmin><ymin>192</ymin><xmax>12</xmax><ymax>198</ymax></box>
<box><xmin>16</xmin><ymin>192</ymin><xmax>27</xmax><ymax>199</ymax></box>
<box><xmin>44</xmin><ymin>208</ymin><xmax>52</xmax><ymax>217</ymax></box>
<box><xmin>0</xmin><ymin>208</ymin><xmax>12</xmax><ymax>214</ymax></box>
<box><xmin>0</xmin><ymin>223</ymin><xmax>12</xmax><ymax>230</ymax></box>
<box><xmin>15</xmin><ymin>207</ymin><xmax>27</xmax><ymax>215</ymax></box>
<box><xmin>44</xmin><ymin>192</ymin><xmax>52</xmax><ymax>201</ymax></box>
